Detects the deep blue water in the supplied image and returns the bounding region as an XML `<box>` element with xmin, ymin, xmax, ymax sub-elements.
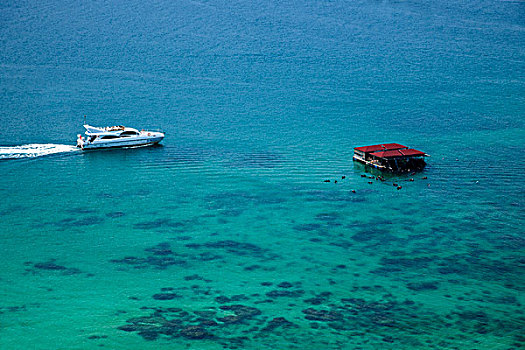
<box><xmin>1</xmin><ymin>0</ymin><xmax>524</xmax><ymax>349</ymax></box>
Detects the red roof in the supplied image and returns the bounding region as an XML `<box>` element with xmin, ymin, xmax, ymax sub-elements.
<box><xmin>399</xmin><ymin>149</ymin><xmax>426</xmax><ymax>156</ymax></box>
<box><xmin>354</xmin><ymin>144</ymin><xmax>385</xmax><ymax>153</ymax></box>
<box><xmin>371</xmin><ymin>148</ymin><xmax>427</xmax><ymax>159</ymax></box>
<box><xmin>354</xmin><ymin>143</ymin><xmax>407</xmax><ymax>153</ymax></box>
<box><xmin>381</xmin><ymin>143</ymin><xmax>407</xmax><ymax>150</ymax></box>
<box><xmin>371</xmin><ymin>150</ymin><xmax>403</xmax><ymax>158</ymax></box>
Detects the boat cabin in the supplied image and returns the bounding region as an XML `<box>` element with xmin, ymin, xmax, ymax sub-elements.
<box><xmin>353</xmin><ymin>143</ymin><xmax>428</xmax><ymax>172</ymax></box>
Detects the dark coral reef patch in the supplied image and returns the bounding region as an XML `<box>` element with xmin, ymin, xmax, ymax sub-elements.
<box><xmin>23</xmin><ymin>259</ymin><xmax>85</xmax><ymax>276</ymax></box>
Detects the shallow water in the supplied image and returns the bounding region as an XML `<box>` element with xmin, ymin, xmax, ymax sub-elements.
<box><xmin>0</xmin><ymin>0</ymin><xmax>524</xmax><ymax>349</ymax></box>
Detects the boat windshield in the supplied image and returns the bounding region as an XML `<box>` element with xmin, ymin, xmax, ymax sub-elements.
<box><xmin>120</xmin><ymin>131</ymin><xmax>139</xmax><ymax>137</ymax></box>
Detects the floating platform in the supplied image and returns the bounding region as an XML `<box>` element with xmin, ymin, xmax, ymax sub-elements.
<box><xmin>353</xmin><ymin>143</ymin><xmax>428</xmax><ymax>172</ymax></box>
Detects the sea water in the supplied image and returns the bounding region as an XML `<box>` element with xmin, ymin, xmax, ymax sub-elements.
<box><xmin>0</xmin><ymin>0</ymin><xmax>523</xmax><ymax>349</ymax></box>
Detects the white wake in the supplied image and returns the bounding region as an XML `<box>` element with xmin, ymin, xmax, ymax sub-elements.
<box><xmin>0</xmin><ymin>144</ymin><xmax>79</xmax><ymax>160</ymax></box>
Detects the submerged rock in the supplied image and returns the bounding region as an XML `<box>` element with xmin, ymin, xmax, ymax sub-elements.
<box><xmin>302</xmin><ymin>308</ymin><xmax>343</xmax><ymax>322</ymax></box>
<box><xmin>381</xmin><ymin>256</ymin><xmax>433</xmax><ymax>269</ymax></box>
<box><xmin>217</xmin><ymin>315</ymin><xmax>243</xmax><ymax>324</ymax></box>
<box><xmin>33</xmin><ymin>261</ymin><xmax>67</xmax><ymax>271</ymax></box>
<box><xmin>293</xmin><ymin>223</ymin><xmax>322</xmax><ymax>232</ymax></box>
<box><xmin>180</xmin><ymin>325</ymin><xmax>212</xmax><ymax>339</ymax></box>
<box><xmin>106</xmin><ymin>211</ymin><xmax>125</xmax><ymax>218</ymax></box>
<box><xmin>138</xmin><ymin>330</ymin><xmax>159</xmax><ymax>341</ymax></box>
<box><xmin>27</xmin><ymin>259</ymin><xmax>83</xmax><ymax>275</ymax></box>
<box><xmin>304</xmin><ymin>292</ymin><xmax>332</xmax><ymax>305</ymax></box>
<box><xmin>382</xmin><ymin>336</ymin><xmax>395</xmax><ymax>343</ymax></box>
<box><xmin>87</xmin><ymin>335</ymin><xmax>108</xmax><ymax>340</ymax></box>
<box><xmin>117</xmin><ymin>325</ymin><xmax>139</xmax><ymax>332</ymax></box>
<box><xmin>186</xmin><ymin>240</ymin><xmax>271</xmax><ymax>259</ymax></box>
<box><xmin>134</xmin><ymin>218</ymin><xmax>177</xmax><ymax>230</ymax></box>
<box><xmin>407</xmin><ymin>281</ymin><xmax>439</xmax><ymax>291</ymax></box>
<box><xmin>261</xmin><ymin>317</ymin><xmax>297</xmax><ymax>332</ymax></box>
<box><xmin>220</xmin><ymin>304</ymin><xmax>262</xmax><ymax>318</ymax></box>
<box><xmin>215</xmin><ymin>296</ymin><xmax>231</xmax><ymax>304</ymax></box>
<box><xmin>215</xmin><ymin>294</ymin><xmax>248</xmax><ymax>304</ymax></box>
<box><xmin>184</xmin><ymin>274</ymin><xmax>205</xmax><ymax>281</ymax></box>
<box><xmin>277</xmin><ymin>282</ymin><xmax>293</xmax><ymax>288</ymax></box>
<box><xmin>216</xmin><ymin>304</ymin><xmax>262</xmax><ymax>325</ymax></box>
<box><xmin>145</xmin><ymin>242</ymin><xmax>174</xmax><ymax>256</ymax></box>
<box><xmin>152</xmin><ymin>293</ymin><xmax>181</xmax><ymax>300</ymax></box>
<box><xmin>198</xmin><ymin>319</ymin><xmax>219</xmax><ymax>327</ymax></box>
<box><xmin>194</xmin><ymin>310</ymin><xmax>216</xmax><ymax>318</ymax></box>
<box><xmin>266</xmin><ymin>290</ymin><xmax>304</xmax><ymax>298</ymax></box>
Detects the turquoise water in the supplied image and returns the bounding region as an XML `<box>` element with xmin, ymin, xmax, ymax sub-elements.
<box><xmin>1</xmin><ymin>0</ymin><xmax>524</xmax><ymax>349</ymax></box>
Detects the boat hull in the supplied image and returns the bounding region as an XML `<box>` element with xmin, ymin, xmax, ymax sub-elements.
<box><xmin>78</xmin><ymin>136</ymin><xmax>164</xmax><ymax>150</ymax></box>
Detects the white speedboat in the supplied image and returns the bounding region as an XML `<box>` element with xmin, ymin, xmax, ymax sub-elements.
<box><xmin>77</xmin><ymin>125</ymin><xmax>164</xmax><ymax>150</ymax></box>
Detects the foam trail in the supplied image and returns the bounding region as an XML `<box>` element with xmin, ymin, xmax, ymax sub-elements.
<box><xmin>0</xmin><ymin>144</ymin><xmax>79</xmax><ymax>160</ymax></box>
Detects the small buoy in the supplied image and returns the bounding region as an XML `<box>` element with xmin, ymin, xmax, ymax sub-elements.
<box><xmin>361</xmin><ymin>174</ymin><xmax>366</xmax><ymax>178</ymax></box>
<box><xmin>409</xmin><ymin>178</ymin><xmax>414</xmax><ymax>182</ymax></box>
<box><xmin>422</xmin><ymin>176</ymin><xmax>427</xmax><ymax>180</ymax></box>
<box><xmin>324</xmin><ymin>180</ymin><xmax>330</xmax><ymax>183</ymax></box>
<box><xmin>342</xmin><ymin>176</ymin><xmax>346</xmax><ymax>179</ymax></box>
<box><xmin>368</xmin><ymin>181</ymin><xmax>373</xmax><ymax>184</ymax></box>
<box><xmin>410</xmin><ymin>172</ymin><xmax>416</xmax><ymax>176</ymax></box>
<box><xmin>351</xmin><ymin>190</ymin><xmax>356</xmax><ymax>193</ymax></box>
<box><xmin>334</xmin><ymin>180</ymin><xmax>338</xmax><ymax>184</ymax></box>
<box><xmin>397</xmin><ymin>186</ymin><xmax>402</xmax><ymax>190</ymax></box>
<box><xmin>393</xmin><ymin>183</ymin><xmax>398</xmax><ymax>187</ymax></box>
